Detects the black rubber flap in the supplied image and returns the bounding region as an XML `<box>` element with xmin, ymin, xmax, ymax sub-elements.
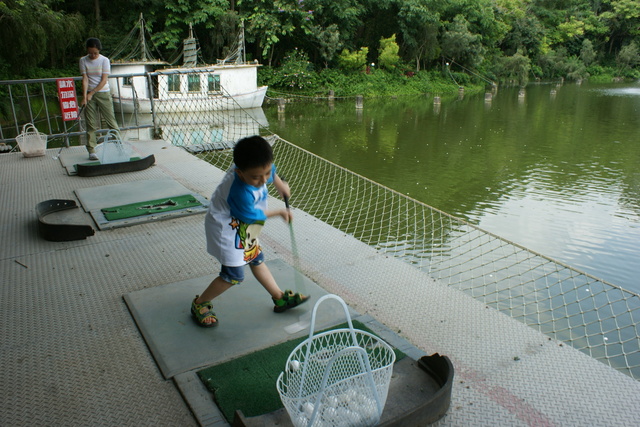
<box><xmin>76</xmin><ymin>154</ymin><xmax>155</xmax><ymax>177</ymax></box>
<box><xmin>36</xmin><ymin>199</ymin><xmax>95</xmax><ymax>241</ymax></box>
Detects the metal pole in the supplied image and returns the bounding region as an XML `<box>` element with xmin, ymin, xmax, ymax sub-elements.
<box><xmin>146</xmin><ymin>72</ymin><xmax>159</xmax><ymax>138</ymax></box>
<box><xmin>42</xmin><ymin>81</ymin><xmax>53</xmax><ymax>135</ymax></box>
<box><xmin>9</xmin><ymin>85</ymin><xmax>19</xmax><ymax>134</ymax></box>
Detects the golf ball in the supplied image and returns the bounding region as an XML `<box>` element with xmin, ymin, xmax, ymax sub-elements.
<box><xmin>288</xmin><ymin>360</ymin><xmax>301</xmax><ymax>371</ymax></box>
<box><xmin>327</xmin><ymin>396</ymin><xmax>339</xmax><ymax>407</ymax></box>
<box><xmin>322</xmin><ymin>406</ymin><xmax>338</xmax><ymax>423</ymax></box>
<box><xmin>302</xmin><ymin>402</ymin><xmax>314</xmax><ymax>418</ymax></box>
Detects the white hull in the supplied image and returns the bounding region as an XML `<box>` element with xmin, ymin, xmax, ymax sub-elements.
<box><xmin>113</xmin><ymin>86</ymin><xmax>267</xmax><ymax>114</ymax></box>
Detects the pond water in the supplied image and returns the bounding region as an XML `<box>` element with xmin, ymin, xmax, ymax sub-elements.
<box><xmin>263</xmin><ymin>82</ymin><xmax>640</xmax><ymax>295</ymax></box>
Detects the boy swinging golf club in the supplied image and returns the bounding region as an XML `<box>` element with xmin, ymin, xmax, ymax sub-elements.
<box><xmin>192</xmin><ymin>135</ymin><xmax>309</xmax><ymax>326</ymax></box>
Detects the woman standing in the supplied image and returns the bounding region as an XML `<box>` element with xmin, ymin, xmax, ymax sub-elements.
<box><xmin>80</xmin><ymin>38</ymin><xmax>119</xmax><ymax>160</ymax></box>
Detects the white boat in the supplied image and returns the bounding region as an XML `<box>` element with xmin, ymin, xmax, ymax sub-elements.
<box><xmin>109</xmin><ymin>16</ymin><xmax>267</xmax><ymax>114</ymax></box>
<box><xmin>110</xmin><ymin>63</ymin><xmax>267</xmax><ymax>113</ymax></box>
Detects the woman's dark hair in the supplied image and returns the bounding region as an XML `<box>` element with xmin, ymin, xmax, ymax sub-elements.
<box><xmin>233</xmin><ymin>136</ymin><xmax>273</xmax><ymax>170</ymax></box>
<box><xmin>86</xmin><ymin>38</ymin><xmax>102</xmax><ymax>50</ymax></box>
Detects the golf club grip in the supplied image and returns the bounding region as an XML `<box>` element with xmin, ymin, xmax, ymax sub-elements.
<box><xmin>281</xmin><ymin>176</ymin><xmax>291</xmax><ymax>209</ymax></box>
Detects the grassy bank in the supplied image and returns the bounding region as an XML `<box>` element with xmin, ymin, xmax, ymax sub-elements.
<box><xmin>259</xmin><ymin>67</ymin><xmax>487</xmax><ymax>99</ymax></box>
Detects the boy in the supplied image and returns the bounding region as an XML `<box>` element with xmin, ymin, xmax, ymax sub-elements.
<box><xmin>192</xmin><ymin>136</ymin><xmax>309</xmax><ymax>327</ymax></box>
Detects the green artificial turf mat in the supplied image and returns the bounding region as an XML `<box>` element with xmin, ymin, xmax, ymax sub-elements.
<box><xmin>100</xmin><ymin>194</ymin><xmax>202</xmax><ymax>220</ymax></box>
<box><xmin>197</xmin><ymin>320</ymin><xmax>405</xmax><ymax>423</ymax></box>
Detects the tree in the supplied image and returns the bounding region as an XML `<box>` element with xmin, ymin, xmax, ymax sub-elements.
<box><xmin>0</xmin><ymin>0</ymin><xmax>85</xmax><ymax>72</ymax></box>
<box><xmin>580</xmin><ymin>38</ymin><xmax>596</xmax><ymax>65</ymax></box>
<box><xmin>498</xmin><ymin>49</ymin><xmax>531</xmax><ymax>86</ymax></box>
<box><xmin>565</xmin><ymin>55</ymin><xmax>588</xmax><ymax>80</ymax></box>
<box><xmin>238</xmin><ymin>0</ymin><xmax>315</xmax><ymax>65</ymax></box>
<box><xmin>397</xmin><ymin>0</ymin><xmax>441</xmax><ymax>70</ymax></box>
<box><xmin>304</xmin><ymin>0</ymin><xmax>365</xmax><ymax>51</ymax></box>
<box><xmin>153</xmin><ymin>0</ymin><xmax>230</xmax><ymax>52</ymax></box>
<box><xmin>266</xmin><ymin>48</ymin><xmax>317</xmax><ymax>90</ymax></box>
<box><xmin>440</xmin><ymin>15</ymin><xmax>485</xmax><ymax>67</ymax></box>
<box><xmin>499</xmin><ymin>13</ymin><xmax>545</xmax><ymax>58</ymax></box>
<box><xmin>599</xmin><ymin>0</ymin><xmax>640</xmax><ymax>55</ymax></box>
<box><xmin>617</xmin><ymin>41</ymin><xmax>640</xmax><ymax>72</ymax></box>
<box><xmin>205</xmin><ymin>10</ymin><xmax>241</xmax><ymax>61</ymax></box>
<box><xmin>1</xmin><ymin>0</ymin><xmax>639</xmax><ymax>80</ymax></box>
<box><xmin>378</xmin><ymin>34</ymin><xmax>400</xmax><ymax>70</ymax></box>
<box><xmin>441</xmin><ymin>0</ymin><xmax>509</xmax><ymax>51</ymax></box>
<box><xmin>310</xmin><ymin>24</ymin><xmax>342</xmax><ymax>68</ymax></box>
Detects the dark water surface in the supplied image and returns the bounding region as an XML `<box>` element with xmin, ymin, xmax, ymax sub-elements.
<box><xmin>264</xmin><ymin>82</ymin><xmax>640</xmax><ymax>294</ymax></box>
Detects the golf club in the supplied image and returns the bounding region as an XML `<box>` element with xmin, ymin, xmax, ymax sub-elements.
<box><xmin>53</xmin><ymin>104</ymin><xmax>85</xmax><ymax>160</ymax></box>
<box><xmin>282</xmin><ymin>193</ymin><xmax>311</xmax><ymax>334</ymax></box>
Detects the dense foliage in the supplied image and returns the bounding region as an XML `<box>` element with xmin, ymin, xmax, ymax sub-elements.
<box><xmin>1</xmin><ymin>0</ymin><xmax>639</xmax><ymax>88</ymax></box>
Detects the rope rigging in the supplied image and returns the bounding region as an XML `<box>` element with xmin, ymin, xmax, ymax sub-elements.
<box><xmin>110</xmin><ymin>13</ymin><xmax>165</xmax><ymax>63</ymax></box>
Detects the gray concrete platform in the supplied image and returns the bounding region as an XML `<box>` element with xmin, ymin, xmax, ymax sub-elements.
<box><xmin>1</xmin><ymin>140</ymin><xmax>640</xmax><ymax>427</ymax></box>
<box><xmin>123</xmin><ymin>259</ymin><xmax>352</xmax><ymax>379</ymax></box>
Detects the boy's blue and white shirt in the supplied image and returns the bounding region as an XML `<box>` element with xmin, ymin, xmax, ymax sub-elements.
<box><xmin>205</xmin><ymin>164</ymin><xmax>275</xmax><ymax>267</ymax></box>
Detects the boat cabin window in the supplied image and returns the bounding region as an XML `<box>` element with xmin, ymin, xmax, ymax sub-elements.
<box><xmin>168</xmin><ymin>75</ymin><xmax>181</xmax><ymax>92</ymax></box>
<box><xmin>188</xmin><ymin>75</ymin><xmax>201</xmax><ymax>92</ymax></box>
<box><xmin>208</xmin><ymin>74</ymin><xmax>221</xmax><ymax>92</ymax></box>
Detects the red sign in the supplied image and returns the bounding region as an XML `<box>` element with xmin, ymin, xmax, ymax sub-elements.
<box><xmin>56</xmin><ymin>78</ymin><xmax>79</xmax><ymax>121</ymax></box>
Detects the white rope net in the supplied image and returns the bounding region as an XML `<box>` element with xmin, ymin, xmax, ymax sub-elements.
<box><xmin>147</xmin><ymin>74</ymin><xmax>640</xmax><ymax>381</ymax></box>
<box><xmin>149</xmin><ymin>70</ymin><xmax>265</xmax><ymax>150</ymax></box>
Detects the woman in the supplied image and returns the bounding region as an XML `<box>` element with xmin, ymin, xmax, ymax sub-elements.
<box><xmin>79</xmin><ymin>38</ymin><xmax>119</xmax><ymax>160</ymax></box>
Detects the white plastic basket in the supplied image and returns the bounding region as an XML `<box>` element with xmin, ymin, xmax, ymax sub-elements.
<box><xmin>277</xmin><ymin>294</ymin><xmax>395</xmax><ymax>427</ymax></box>
<box><xmin>15</xmin><ymin>123</ymin><xmax>47</xmax><ymax>157</ymax></box>
<box><xmin>96</xmin><ymin>129</ymin><xmax>131</xmax><ymax>164</ymax></box>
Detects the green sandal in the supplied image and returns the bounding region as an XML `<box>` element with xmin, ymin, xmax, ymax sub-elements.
<box><xmin>273</xmin><ymin>290</ymin><xmax>310</xmax><ymax>313</ymax></box>
<box><xmin>191</xmin><ymin>296</ymin><xmax>218</xmax><ymax>327</ymax></box>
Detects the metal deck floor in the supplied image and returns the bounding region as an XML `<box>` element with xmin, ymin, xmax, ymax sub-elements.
<box><xmin>1</xmin><ymin>140</ymin><xmax>639</xmax><ymax>426</ymax></box>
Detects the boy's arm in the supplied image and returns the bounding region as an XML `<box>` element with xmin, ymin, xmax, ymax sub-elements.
<box><xmin>266</xmin><ymin>173</ymin><xmax>292</xmax><ymax>222</ymax></box>
<box><xmin>264</xmin><ymin>208</ymin><xmax>291</xmax><ymax>222</ymax></box>
<box><xmin>272</xmin><ymin>173</ymin><xmax>290</xmax><ymax>200</ymax></box>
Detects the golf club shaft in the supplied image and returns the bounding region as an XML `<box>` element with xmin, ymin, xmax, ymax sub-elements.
<box><xmin>55</xmin><ymin>104</ymin><xmax>86</xmax><ymax>157</ymax></box>
<box><xmin>283</xmin><ymin>195</ymin><xmax>305</xmax><ymax>291</ymax></box>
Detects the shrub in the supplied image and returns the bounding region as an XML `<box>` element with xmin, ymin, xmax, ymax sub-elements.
<box><xmin>497</xmin><ymin>51</ymin><xmax>531</xmax><ymax>86</ymax></box>
<box><xmin>259</xmin><ymin>49</ymin><xmax>318</xmax><ymax>92</ymax></box>
<box><xmin>338</xmin><ymin>47</ymin><xmax>369</xmax><ymax>72</ymax></box>
<box><xmin>378</xmin><ymin>34</ymin><xmax>400</xmax><ymax>71</ymax></box>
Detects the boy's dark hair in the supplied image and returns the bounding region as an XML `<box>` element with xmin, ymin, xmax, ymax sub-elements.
<box><xmin>86</xmin><ymin>38</ymin><xmax>102</xmax><ymax>50</ymax></box>
<box><xmin>233</xmin><ymin>136</ymin><xmax>273</xmax><ymax>170</ymax></box>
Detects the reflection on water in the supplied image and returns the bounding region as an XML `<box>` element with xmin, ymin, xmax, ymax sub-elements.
<box><xmin>595</xmin><ymin>87</ymin><xmax>640</xmax><ymax>97</ymax></box>
<box><xmin>264</xmin><ymin>82</ymin><xmax>640</xmax><ymax>294</ymax></box>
